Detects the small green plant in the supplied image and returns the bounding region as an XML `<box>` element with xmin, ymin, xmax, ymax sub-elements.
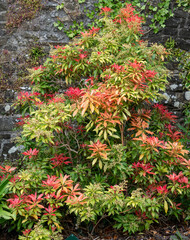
<box><xmin>54</xmin><ymin>0</ymin><xmax>126</xmax><ymax>38</ymax></box>
<box><xmin>179</xmin><ymin>51</ymin><xmax>190</xmax><ymax>90</ymax></box>
<box><xmin>54</xmin><ymin>0</ymin><xmax>190</xmax><ymax>38</ymax></box>
<box><xmin>0</xmin><ymin>177</ymin><xmax>15</xmax><ymax>224</ymax></box>
<box><xmin>29</xmin><ymin>45</ymin><xmax>46</xmax><ymax>65</ymax></box>
<box><xmin>18</xmin><ymin>221</ymin><xmax>63</xmax><ymax>240</ymax></box>
<box><xmin>177</xmin><ymin>0</ymin><xmax>190</xmax><ymax>12</ymax></box>
<box><xmin>178</xmin><ymin>105</ymin><xmax>190</xmax><ymax>150</ymax></box>
<box><xmin>56</xmin><ymin>3</ymin><xmax>64</xmax><ymax>10</ymax></box>
<box><xmin>165</xmin><ymin>37</ymin><xmax>176</xmax><ymax>49</ymax></box>
<box><xmin>164</xmin><ymin>38</ymin><xmax>190</xmax><ymax>150</ymax></box>
<box><xmin>165</xmin><ymin>38</ymin><xmax>190</xmax><ymax>88</ymax></box>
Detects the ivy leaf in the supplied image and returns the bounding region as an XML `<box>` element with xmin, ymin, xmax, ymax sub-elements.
<box><xmin>53</xmin><ymin>22</ymin><xmax>59</xmax><ymax>27</ymax></box>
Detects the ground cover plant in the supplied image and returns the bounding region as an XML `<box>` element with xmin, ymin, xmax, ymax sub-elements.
<box><xmin>55</xmin><ymin>0</ymin><xmax>190</xmax><ymax>38</ymax></box>
<box><xmin>0</xmin><ymin>3</ymin><xmax>189</xmax><ymax>239</ymax></box>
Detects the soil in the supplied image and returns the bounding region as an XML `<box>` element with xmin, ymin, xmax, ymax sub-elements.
<box><xmin>63</xmin><ymin>222</ymin><xmax>190</xmax><ymax>240</ymax></box>
<box><xmin>0</xmin><ymin>222</ymin><xmax>189</xmax><ymax>240</ymax></box>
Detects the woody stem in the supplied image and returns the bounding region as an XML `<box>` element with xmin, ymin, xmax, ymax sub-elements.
<box><xmin>119</xmin><ymin>124</ymin><xmax>124</xmax><ymax>146</ymax></box>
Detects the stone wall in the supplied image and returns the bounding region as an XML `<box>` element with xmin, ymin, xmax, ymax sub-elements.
<box><xmin>0</xmin><ymin>0</ymin><xmax>98</xmax><ymax>161</ymax></box>
<box><xmin>0</xmin><ymin>0</ymin><xmax>189</xmax><ymax>161</ymax></box>
<box><xmin>0</xmin><ymin>0</ymin><xmax>98</xmax><ymax>52</ymax></box>
<box><xmin>144</xmin><ymin>8</ymin><xmax>190</xmax><ymax>50</ymax></box>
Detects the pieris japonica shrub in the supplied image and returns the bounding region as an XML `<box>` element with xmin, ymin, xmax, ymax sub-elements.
<box><xmin>1</xmin><ymin>3</ymin><xmax>189</xmax><ymax>237</ymax></box>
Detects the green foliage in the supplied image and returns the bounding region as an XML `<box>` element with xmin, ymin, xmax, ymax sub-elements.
<box><xmin>177</xmin><ymin>0</ymin><xmax>190</xmax><ymax>12</ymax></box>
<box><xmin>0</xmin><ymin>177</ymin><xmax>14</xmax><ymax>223</ymax></box>
<box><xmin>165</xmin><ymin>38</ymin><xmax>190</xmax><ymax>150</ymax></box>
<box><xmin>165</xmin><ymin>38</ymin><xmax>190</xmax><ymax>85</ymax></box>
<box><xmin>5</xmin><ymin>0</ymin><xmax>190</xmax><ymax>35</ymax></box>
<box><xmin>56</xmin><ymin>3</ymin><xmax>64</xmax><ymax>10</ymax></box>
<box><xmin>78</xmin><ymin>0</ymin><xmax>86</xmax><ymax>3</ymax></box>
<box><xmin>18</xmin><ymin>221</ymin><xmax>63</xmax><ymax>240</ymax></box>
<box><xmin>178</xmin><ymin>105</ymin><xmax>190</xmax><ymax>151</ymax></box>
<box><xmin>165</xmin><ymin>38</ymin><xmax>190</xmax><ymax>90</ymax></box>
<box><xmin>67</xmin><ymin>183</ymin><xmax>126</xmax><ymax>222</ymax></box>
<box><xmin>29</xmin><ymin>45</ymin><xmax>46</xmax><ymax>65</ymax></box>
<box><xmin>165</xmin><ymin>37</ymin><xmax>177</xmax><ymax>49</ymax></box>
<box><xmin>22</xmin><ymin>98</ymin><xmax>71</xmax><ymax>144</ymax></box>
<box><xmin>54</xmin><ymin>0</ymin><xmax>190</xmax><ymax>38</ymax></box>
<box><xmin>1</xmin><ymin>4</ymin><xmax>190</xmax><ymax>237</ymax></box>
<box><xmin>179</xmin><ymin>52</ymin><xmax>190</xmax><ymax>90</ymax></box>
<box><xmin>114</xmin><ymin>214</ymin><xmax>142</xmax><ymax>234</ymax></box>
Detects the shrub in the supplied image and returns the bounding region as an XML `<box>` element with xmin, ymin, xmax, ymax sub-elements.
<box><xmin>1</xmin><ymin>3</ymin><xmax>189</xmax><ymax>237</ymax></box>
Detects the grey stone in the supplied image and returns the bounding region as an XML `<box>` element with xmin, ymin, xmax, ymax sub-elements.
<box><xmin>0</xmin><ymin>2</ymin><xmax>7</xmax><ymax>11</ymax></box>
<box><xmin>175</xmin><ymin>9</ymin><xmax>189</xmax><ymax>18</ymax></box>
<box><xmin>0</xmin><ymin>11</ymin><xmax>6</xmax><ymax>21</ymax></box>
<box><xmin>178</xmin><ymin>29</ymin><xmax>190</xmax><ymax>39</ymax></box>
<box><xmin>2</xmin><ymin>143</ymin><xmax>15</xmax><ymax>154</ymax></box>
<box><xmin>175</xmin><ymin>92</ymin><xmax>184</xmax><ymax>101</ymax></box>
<box><xmin>177</xmin><ymin>39</ymin><xmax>190</xmax><ymax>50</ymax></box>
<box><xmin>8</xmin><ymin>146</ymin><xmax>18</xmax><ymax>154</ymax></box>
<box><xmin>163</xmin><ymin>27</ymin><xmax>178</xmax><ymax>36</ymax></box>
<box><xmin>2</xmin><ymin>154</ymin><xmax>7</xmax><ymax>159</ymax></box>
<box><xmin>170</xmin><ymin>84</ymin><xmax>178</xmax><ymax>90</ymax></box>
<box><xmin>163</xmin><ymin>92</ymin><xmax>170</xmax><ymax>102</ymax></box>
<box><xmin>174</xmin><ymin>101</ymin><xmax>180</xmax><ymax>108</ymax></box>
<box><xmin>165</xmin><ymin>18</ymin><xmax>179</xmax><ymax>28</ymax></box>
<box><xmin>0</xmin><ymin>133</ymin><xmax>11</xmax><ymax>140</ymax></box>
<box><xmin>0</xmin><ymin>117</ymin><xmax>15</xmax><ymax>131</ymax></box>
<box><xmin>185</xmin><ymin>91</ymin><xmax>190</xmax><ymax>100</ymax></box>
<box><xmin>0</xmin><ymin>37</ymin><xmax>8</xmax><ymax>47</ymax></box>
<box><xmin>4</xmin><ymin>105</ymin><xmax>11</xmax><ymax>112</ymax></box>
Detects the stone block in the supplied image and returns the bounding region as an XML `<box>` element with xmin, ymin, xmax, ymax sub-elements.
<box><xmin>163</xmin><ymin>27</ymin><xmax>178</xmax><ymax>36</ymax></box>
<box><xmin>0</xmin><ymin>116</ymin><xmax>15</xmax><ymax>131</ymax></box>
<box><xmin>3</xmin><ymin>90</ymin><xmax>16</xmax><ymax>103</ymax></box>
<box><xmin>175</xmin><ymin>92</ymin><xmax>185</xmax><ymax>102</ymax></box>
<box><xmin>185</xmin><ymin>91</ymin><xmax>190</xmax><ymax>101</ymax></box>
<box><xmin>0</xmin><ymin>3</ymin><xmax>7</xmax><ymax>11</ymax></box>
<box><xmin>0</xmin><ymin>104</ymin><xmax>13</xmax><ymax>115</ymax></box>
<box><xmin>185</xmin><ymin>19</ymin><xmax>190</xmax><ymax>28</ymax></box>
<box><xmin>0</xmin><ymin>11</ymin><xmax>6</xmax><ymax>21</ymax></box>
<box><xmin>2</xmin><ymin>142</ymin><xmax>14</xmax><ymax>154</ymax></box>
<box><xmin>0</xmin><ymin>29</ymin><xmax>6</xmax><ymax>37</ymax></box>
<box><xmin>165</xmin><ymin>18</ymin><xmax>179</xmax><ymax>28</ymax></box>
<box><xmin>1</xmin><ymin>142</ymin><xmax>18</xmax><ymax>160</ymax></box>
<box><xmin>41</xmin><ymin>0</ymin><xmax>57</xmax><ymax>8</ymax></box>
<box><xmin>0</xmin><ymin>133</ymin><xmax>11</xmax><ymax>140</ymax></box>
<box><xmin>177</xmin><ymin>39</ymin><xmax>190</xmax><ymax>51</ymax></box>
<box><xmin>175</xmin><ymin>9</ymin><xmax>188</xmax><ymax>18</ymax></box>
<box><xmin>0</xmin><ymin>37</ymin><xmax>8</xmax><ymax>47</ymax></box>
<box><xmin>170</xmin><ymin>84</ymin><xmax>178</xmax><ymax>91</ymax></box>
<box><xmin>178</xmin><ymin>29</ymin><xmax>190</xmax><ymax>39</ymax></box>
<box><xmin>3</xmin><ymin>44</ymin><xmax>18</xmax><ymax>51</ymax></box>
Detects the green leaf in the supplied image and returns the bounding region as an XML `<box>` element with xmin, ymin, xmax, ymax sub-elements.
<box><xmin>0</xmin><ymin>177</ymin><xmax>10</xmax><ymax>196</ymax></box>
<box><xmin>99</xmin><ymin>160</ymin><xmax>103</xmax><ymax>169</ymax></box>
<box><xmin>54</xmin><ymin>22</ymin><xmax>59</xmax><ymax>27</ymax></box>
<box><xmin>92</xmin><ymin>158</ymin><xmax>97</xmax><ymax>166</ymax></box>
<box><xmin>164</xmin><ymin>200</ymin><xmax>168</xmax><ymax>214</ymax></box>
